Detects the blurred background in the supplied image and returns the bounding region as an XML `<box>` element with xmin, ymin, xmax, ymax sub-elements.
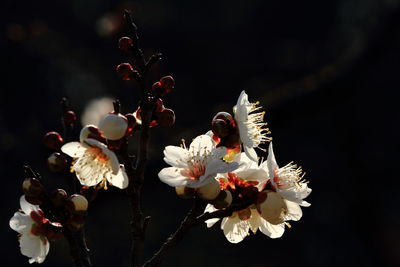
<box><xmin>1</xmin><ymin>0</ymin><xmax>399</xmax><ymax>266</ymax></box>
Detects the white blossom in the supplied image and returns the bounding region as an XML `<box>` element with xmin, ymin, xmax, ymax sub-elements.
<box><xmin>158</xmin><ymin>134</ymin><xmax>239</xmax><ymax>188</ymax></box>
<box><xmin>62</xmin><ymin>138</ymin><xmax>128</xmax><ymax>189</ymax></box>
<box><xmin>233</xmin><ymin>90</ymin><xmax>271</xmax><ymax>162</ymax></box>
<box><xmin>9</xmin><ymin>196</ymin><xmax>50</xmax><ymax>264</ymax></box>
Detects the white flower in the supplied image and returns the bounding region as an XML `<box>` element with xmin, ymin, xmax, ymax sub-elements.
<box><xmin>158</xmin><ymin>134</ymin><xmax>239</xmax><ymax>188</ymax></box>
<box><xmin>266</xmin><ymin>142</ymin><xmax>311</xmax><ymax>207</ymax></box>
<box><xmin>204</xmin><ymin>152</ymin><xmax>302</xmax><ymax>243</ymax></box>
<box><xmin>9</xmin><ymin>196</ymin><xmax>50</xmax><ymax>264</ymax></box>
<box><xmin>233</xmin><ymin>90</ymin><xmax>271</xmax><ymax>162</ymax></box>
<box><xmin>205</xmin><ymin>204</ymin><xmax>286</xmax><ymax>243</ymax></box>
<box><xmin>62</xmin><ymin>138</ymin><xmax>128</xmax><ymax>189</ymax></box>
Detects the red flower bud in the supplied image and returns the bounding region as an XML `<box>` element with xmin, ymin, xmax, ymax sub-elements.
<box><xmin>156</xmin><ymin>108</ymin><xmax>175</xmax><ymax>127</ymax></box>
<box><xmin>118</xmin><ymin>36</ymin><xmax>133</xmax><ymax>51</ymax></box>
<box><xmin>116</xmin><ymin>63</ymin><xmax>138</xmax><ymax>81</ymax></box>
<box><xmin>43</xmin><ymin>131</ymin><xmax>64</xmax><ymax>150</ymax></box>
<box><xmin>63</xmin><ymin>110</ymin><xmax>77</xmax><ymax>126</ymax></box>
<box><xmin>125</xmin><ymin>113</ymin><xmax>137</xmax><ymax>136</ymax></box>
<box><xmin>49</xmin><ymin>189</ymin><xmax>68</xmax><ymax>208</ymax></box>
<box><xmin>160</xmin><ymin>76</ymin><xmax>174</xmax><ymax>92</ymax></box>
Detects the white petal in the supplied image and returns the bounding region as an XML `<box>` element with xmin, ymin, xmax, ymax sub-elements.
<box><xmin>300</xmin><ymin>200</ymin><xmax>311</xmax><ymax>207</ymax></box>
<box><xmin>210</xmin><ymin>147</ymin><xmax>227</xmax><ymax>159</ymax></box>
<box><xmin>235</xmin><ymin>168</ymin><xmax>269</xmax><ymax>190</ymax></box>
<box><xmin>158</xmin><ymin>167</ymin><xmax>188</xmax><ymax>187</ymax></box>
<box><xmin>20</xmin><ymin>196</ymin><xmax>39</xmax><ymax>215</ymax></box>
<box><xmin>233</xmin><ymin>90</ymin><xmax>249</xmax><ymax>122</ymax></box>
<box><xmin>74</xmin><ymin>159</ymin><xmax>104</xmax><ymax>187</ymax></box>
<box><xmin>9</xmin><ymin>212</ymin><xmax>32</xmax><ymax>234</ymax></box>
<box><xmin>238</xmin><ymin>124</ymin><xmax>254</xmax><ymax>148</ymax></box>
<box><xmin>204</xmin><ymin>204</ymin><xmax>220</xmax><ymax>228</ymax></box>
<box><xmin>102</xmin><ymin>148</ymin><xmax>120</xmax><ymax>174</ymax></box>
<box><xmin>285</xmin><ymin>200</ymin><xmax>303</xmax><ymax>221</ymax></box>
<box><xmin>163</xmin><ymin>146</ymin><xmax>189</xmax><ymax>168</ymax></box>
<box><xmin>108</xmin><ymin>165</ymin><xmax>129</xmax><ymax>189</ymax></box>
<box><xmin>248</xmin><ymin>209</ymin><xmax>262</xmax><ymax>234</ymax></box>
<box><xmin>278</xmin><ymin>185</ymin><xmax>312</xmax><ymax>203</ymax></box>
<box><xmin>204</xmin><ymin>159</ymin><xmax>239</xmax><ymax>178</ymax></box>
<box><xmin>221</xmin><ymin>216</ymin><xmax>250</xmax><ymax>243</ymax></box>
<box><xmin>244</xmin><ymin>146</ymin><xmax>258</xmax><ymax>162</ymax></box>
<box><xmin>189</xmin><ymin>135</ymin><xmax>214</xmax><ymax>157</ymax></box>
<box><xmin>234</xmin><ymin>152</ymin><xmax>258</xmax><ymax>172</ymax></box>
<box><xmin>61</xmin><ymin>142</ymin><xmax>87</xmax><ymax>158</ymax></box>
<box><xmin>266</xmin><ymin>142</ymin><xmax>279</xmax><ymax>178</ymax></box>
<box><xmin>259</xmin><ymin>218</ymin><xmax>285</xmax><ymax>238</ymax></box>
<box><xmin>20</xmin><ymin>234</ymin><xmax>49</xmax><ymax>264</ymax></box>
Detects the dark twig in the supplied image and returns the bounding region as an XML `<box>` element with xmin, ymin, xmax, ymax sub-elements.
<box><xmin>142</xmin><ymin>199</ymin><xmax>206</xmax><ymax>267</ymax></box>
<box><xmin>142</xmin><ymin>199</ymin><xmax>253</xmax><ymax>267</ymax></box>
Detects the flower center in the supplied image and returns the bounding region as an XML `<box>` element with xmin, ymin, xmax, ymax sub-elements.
<box><xmin>273</xmin><ymin>163</ymin><xmax>305</xmax><ymax>190</ymax></box>
<box><xmin>181</xmin><ymin>161</ymin><xmax>206</xmax><ymax>180</ymax></box>
<box><xmin>87</xmin><ymin>147</ymin><xmax>109</xmax><ymax>162</ymax></box>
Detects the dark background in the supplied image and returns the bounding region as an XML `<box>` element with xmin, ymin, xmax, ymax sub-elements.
<box><xmin>1</xmin><ymin>0</ymin><xmax>399</xmax><ymax>266</ymax></box>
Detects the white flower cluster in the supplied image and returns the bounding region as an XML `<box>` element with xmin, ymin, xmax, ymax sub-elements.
<box><xmin>159</xmin><ymin>90</ymin><xmax>311</xmax><ymax>243</ymax></box>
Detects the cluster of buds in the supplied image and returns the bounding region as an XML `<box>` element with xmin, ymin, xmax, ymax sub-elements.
<box><xmin>23</xmin><ymin>177</ymin><xmax>89</xmax><ymax>231</ymax></box>
<box><xmin>134</xmin><ymin>97</ymin><xmax>175</xmax><ymax>128</ymax></box>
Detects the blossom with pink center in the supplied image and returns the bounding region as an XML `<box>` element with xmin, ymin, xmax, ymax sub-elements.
<box><xmin>265</xmin><ymin>142</ymin><xmax>311</xmax><ymax>207</ymax></box>
<box><xmin>9</xmin><ymin>196</ymin><xmax>50</xmax><ymax>264</ymax></box>
<box><xmin>158</xmin><ymin>134</ymin><xmax>239</xmax><ymax>188</ymax></box>
<box><xmin>62</xmin><ymin>138</ymin><xmax>128</xmax><ymax>189</ymax></box>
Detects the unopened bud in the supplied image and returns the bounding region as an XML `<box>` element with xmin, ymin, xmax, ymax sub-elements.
<box><xmin>22</xmin><ymin>178</ymin><xmax>43</xmax><ymax>196</ymax></box>
<box><xmin>175</xmin><ymin>186</ymin><xmax>195</xmax><ymax>199</ymax></box>
<box><xmin>237</xmin><ymin>208</ymin><xmax>252</xmax><ymax>220</ymax></box>
<box><xmin>98</xmin><ymin>113</ymin><xmax>128</xmax><ymax>140</ymax></box>
<box><xmin>211</xmin><ymin>112</ymin><xmax>235</xmax><ymax>138</ymax></box>
<box><xmin>159</xmin><ymin>76</ymin><xmax>174</xmax><ymax>95</ymax></box>
<box><xmin>156</xmin><ymin>108</ymin><xmax>175</xmax><ymax>127</ymax></box>
<box><xmin>118</xmin><ymin>36</ymin><xmax>133</xmax><ymax>51</ymax></box>
<box><xmin>68</xmin><ymin>194</ymin><xmax>88</xmax><ymax>212</ymax></box>
<box><xmin>49</xmin><ymin>189</ymin><xmax>68</xmax><ymax>208</ymax></box>
<box><xmin>257</xmin><ymin>190</ymin><xmax>287</xmax><ymax>225</ymax></box>
<box><xmin>197</xmin><ymin>179</ymin><xmax>221</xmax><ymax>201</ymax></box>
<box><xmin>47</xmin><ymin>152</ymin><xmax>68</xmax><ymax>172</ymax></box>
<box><xmin>212</xmin><ymin>190</ymin><xmax>232</xmax><ymax>209</ymax></box>
<box><xmin>63</xmin><ymin>110</ymin><xmax>77</xmax><ymax>126</ymax></box>
<box><xmin>116</xmin><ymin>63</ymin><xmax>137</xmax><ymax>81</ymax></box>
<box><xmin>43</xmin><ymin>131</ymin><xmax>64</xmax><ymax>150</ymax></box>
<box><xmin>125</xmin><ymin>113</ymin><xmax>137</xmax><ymax>136</ymax></box>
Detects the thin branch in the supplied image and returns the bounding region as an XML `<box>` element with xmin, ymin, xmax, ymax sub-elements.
<box><xmin>142</xmin><ymin>199</ymin><xmax>206</xmax><ymax>267</ymax></box>
<box><xmin>142</xmin><ymin>199</ymin><xmax>253</xmax><ymax>267</ymax></box>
